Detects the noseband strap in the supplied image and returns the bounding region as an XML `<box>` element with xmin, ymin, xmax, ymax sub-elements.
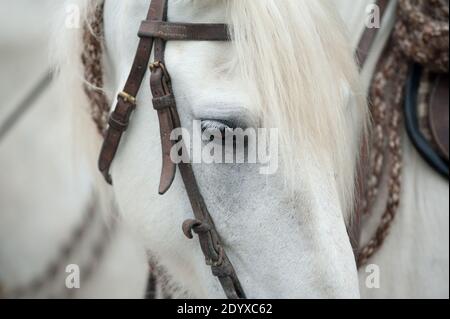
<box><xmin>98</xmin><ymin>0</ymin><xmax>245</xmax><ymax>299</ymax></box>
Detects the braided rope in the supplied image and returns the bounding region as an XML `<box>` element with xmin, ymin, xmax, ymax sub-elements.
<box><xmin>358</xmin><ymin>47</ymin><xmax>408</xmax><ymax>267</ymax></box>
<box><xmin>358</xmin><ymin>0</ymin><xmax>449</xmax><ymax>267</ymax></box>
<box><xmin>396</xmin><ymin>0</ymin><xmax>449</xmax><ymax>73</ymax></box>
<box><xmin>81</xmin><ymin>1</ymin><xmax>110</xmax><ymax>137</ymax></box>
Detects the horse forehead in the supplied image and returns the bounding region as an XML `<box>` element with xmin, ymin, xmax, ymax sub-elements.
<box><xmin>104</xmin><ymin>1</ymin><xmax>229</xmax><ymax>63</ymax></box>
<box><xmin>167</xmin><ymin>0</ymin><xmax>227</xmax><ymax>23</ymax></box>
<box><xmin>108</xmin><ymin>0</ymin><xmax>228</xmax><ymax>23</ymax></box>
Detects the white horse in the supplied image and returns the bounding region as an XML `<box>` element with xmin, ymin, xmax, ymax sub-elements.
<box><xmin>54</xmin><ymin>0</ymin><xmax>365</xmax><ymax>298</ymax></box>
<box><xmin>52</xmin><ymin>0</ymin><xmax>449</xmax><ymax>299</ymax></box>
<box><xmin>337</xmin><ymin>0</ymin><xmax>449</xmax><ymax>299</ymax></box>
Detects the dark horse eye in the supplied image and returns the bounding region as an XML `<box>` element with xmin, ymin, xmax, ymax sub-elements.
<box><xmin>201</xmin><ymin>120</ymin><xmax>235</xmax><ymax>141</ymax></box>
<box><xmin>200</xmin><ymin>120</ymin><xmax>246</xmax><ymax>149</ymax></box>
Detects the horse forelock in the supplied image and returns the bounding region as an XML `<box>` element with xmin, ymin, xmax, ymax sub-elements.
<box><xmin>226</xmin><ymin>0</ymin><xmax>368</xmax><ymax>221</ymax></box>
<box><xmin>66</xmin><ymin>0</ymin><xmax>367</xmax><ymax>222</ymax></box>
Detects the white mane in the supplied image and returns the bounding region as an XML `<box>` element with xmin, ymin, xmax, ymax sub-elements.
<box><xmin>51</xmin><ymin>0</ymin><xmax>107</xmax><ymax>177</ymax></box>
<box><xmin>227</xmin><ymin>0</ymin><xmax>367</xmax><ymax>217</ymax></box>
<box><xmin>52</xmin><ymin>0</ymin><xmax>367</xmax><ymax>219</ymax></box>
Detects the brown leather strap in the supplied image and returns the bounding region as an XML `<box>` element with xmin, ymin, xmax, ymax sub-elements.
<box><xmin>356</xmin><ymin>0</ymin><xmax>390</xmax><ymax>68</ymax></box>
<box><xmin>352</xmin><ymin>0</ymin><xmax>391</xmax><ymax>258</ymax></box>
<box><xmin>149</xmin><ymin>5</ymin><xmax>178</xmax><ymax>195</ymax></box>
<box><xmin>147</xmin><ymin>1</ymin><xmax>245</xmax><ymax>298</ymax></box>
<box><xmin>180</xmin><ymin>165</ymin><xmax>246</xmax><ymax>299</ymax></box>
<box><xmin>98</xmin><ymin>0</ymin><xmax>245</xmax><ymax>299</ymax></box>
<box><xmin>98</xmin><ymin>0</ymin><xmax>164</xmax><ymax>183</ymax></box>
<box><xmin>139</xmin><ymin>21</ymin><xmax>229</xmax><ymax>41</ymax></box>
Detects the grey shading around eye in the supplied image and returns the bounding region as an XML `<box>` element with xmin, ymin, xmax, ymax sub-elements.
<box><xmin>193</xmin><ymin>103</ymin><xmax>257</xmax><ymax>131</ymax></box>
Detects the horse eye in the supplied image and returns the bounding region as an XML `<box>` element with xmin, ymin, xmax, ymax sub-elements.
<box><xmin>201</xmin><ymin>120</ymin><xmax>234</xmax><ymax>140</ymax></box>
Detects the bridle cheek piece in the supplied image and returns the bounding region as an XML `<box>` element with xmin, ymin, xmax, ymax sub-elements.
<box><xmin>97</xmin><ymin>0</ymin><xmax>245</xmax><ymax>299</ymax></box>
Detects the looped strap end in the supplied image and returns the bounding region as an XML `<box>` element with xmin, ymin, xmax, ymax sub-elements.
<box><xmin>108</xmin><ymin>113</ymin><xmax>130</xmax><ymax>132</ymax></box>
<box><xmin>153</xmin><ymin>94</ymin><xmax>176</xmax><ymax>111</ymax></box>
<box><xmin>182</xmin><ymin>219</ymin><xmax>211</xmax><ymax>239</ymax></box>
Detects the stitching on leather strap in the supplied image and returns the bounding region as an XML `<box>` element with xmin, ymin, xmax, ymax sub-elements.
<box><xmin>138</xmin><ymin>21</ymin><xmax>230</xmax><ymax>41</ymax></box>
<box><xmin>153</xmin><ymin>94</ymin><xmax>176</xmax><ymax>110</ymax></box>
<box><xmin>108</xmin><ymin>113</ymin><xmax>130</xmax><ymax>131</ymax></box>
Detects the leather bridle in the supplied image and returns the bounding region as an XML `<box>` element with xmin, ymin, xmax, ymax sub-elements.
<box><xmin>95</xmin><ymin>0</ymin><xmax>390</xmax><ymax>299</ymax></box>
<box><xmin>97</xmin><ymin>0</ymin><xmax>245</xmax><ymax>299</ymax></box>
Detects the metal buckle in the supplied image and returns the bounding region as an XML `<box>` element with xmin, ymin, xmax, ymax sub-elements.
<box><xmin>118</xmin><ymin>91</ymin><xmax>137</xmax><ymax>105</ymax></box>
<box><xmin>149</xmin><ymin>61</ymin><xmax>171</xmax><ymax>82</ymax></box>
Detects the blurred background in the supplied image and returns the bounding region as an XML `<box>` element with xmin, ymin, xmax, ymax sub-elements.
<box><xmin>0</xmin><ymin>0</ymin><xmax>52</xmax><ymax>121</ymax></box>
<box><xmin>0</xmin><ymin>0</ymin><xmax>148</xmax><ymax>298</ymax></box>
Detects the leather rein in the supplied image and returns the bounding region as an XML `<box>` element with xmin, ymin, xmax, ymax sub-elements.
<box><xmin>97</xmin><ymin>0</ymin><xmax>245</xmax><ymax>299</ymax></box>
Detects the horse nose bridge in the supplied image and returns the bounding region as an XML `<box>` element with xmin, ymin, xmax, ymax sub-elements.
<box><xmin>306</xmin><ymin>232</ymin><xmax>361</xmax><ymax>298</ymax></box>
<box><xmin>225</xmin><ymin>210</ymin><xmax>360</xmax><ymax>298</ymax></box>
<box><xmin>229</xmin><ymin>247</ymin><xmax>360</xmax><ymax>299</ymax></box>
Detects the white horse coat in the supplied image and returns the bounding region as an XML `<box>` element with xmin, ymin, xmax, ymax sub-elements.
<box><xmin>1</xmin><ymin>0</ymin><xmax>447</xmax><ymax>299</ymax></box>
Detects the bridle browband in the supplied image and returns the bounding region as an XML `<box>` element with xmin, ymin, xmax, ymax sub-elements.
<box><xmin>97</xmin><ymin>0</ymin><xmax>245</xmax><ymax>299</ymax></box>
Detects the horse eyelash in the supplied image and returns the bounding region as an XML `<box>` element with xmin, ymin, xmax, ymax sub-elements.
<box><xmin>201</xmin><ymin>120</ymin><xmax>235</xmax><ymax>132</ymax></box>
